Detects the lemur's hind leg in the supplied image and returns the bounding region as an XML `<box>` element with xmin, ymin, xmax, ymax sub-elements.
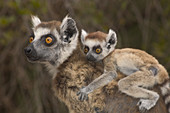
<box><xmin>118</xmin><ymin>69</ymin><xmax>159</xmax><ymax>112</ymax></box>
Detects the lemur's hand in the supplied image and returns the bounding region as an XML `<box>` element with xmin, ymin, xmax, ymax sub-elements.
<box><xmin>77</xmin><ymin>86</ymin><xmax>89</xmax><ymax>101</ymax></box>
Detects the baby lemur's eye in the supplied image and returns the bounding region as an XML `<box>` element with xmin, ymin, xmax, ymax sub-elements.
<box><xmin>45</xmin><ymin>36</ymin><xmax>53</xmax><ymax>44</ymax></box>
<box><xmin>84</xmin><ymin>46</ymin><xmax>89</xmax><ymax>54</ymax></box>
<box><xmin>95</xmin><ymin>48</ymin><xmax>101</xmax><ymax>54</ymax></box>
<box><xmin>29</xmin><ymin>37</ymin><xmax>34</xmax><ymax>43</ymax></box>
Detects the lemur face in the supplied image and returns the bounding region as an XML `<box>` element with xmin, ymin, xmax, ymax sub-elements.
<box><xmin>24</xmin><ymin>15</ymin><xmax>78</xmax><ymax>65</ymax></box>
<box><xmin>81</xmin><ymin>29</ymin><xmax>117</xmax><ymax>62</ymax></box>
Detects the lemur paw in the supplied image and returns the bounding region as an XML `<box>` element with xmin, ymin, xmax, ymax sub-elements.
<box><xmin>137</xmin><ymin>98</ymin><xmax>159</xmax><ymax>113</ymax></box>
<box><xmin>77</xmin><ymin>86</ymin><xmax>89</xmax><ymax>101</ymax></box>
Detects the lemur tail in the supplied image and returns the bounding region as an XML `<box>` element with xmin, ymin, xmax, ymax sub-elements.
<box><xmin>160</xmin><ymin>80</ymin><xmax>170</xmax><ymax>113</ymax></box>
<box><xmin>156</xmin><ymin>64</ymin><xmax>170</xmax><ymax>113</ymax></box>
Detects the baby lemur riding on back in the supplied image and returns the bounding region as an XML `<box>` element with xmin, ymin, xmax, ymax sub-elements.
<box><xmin>77</xmin><ymin>29</ymin><xmax>170</xmax><ymax>112</ymax></box>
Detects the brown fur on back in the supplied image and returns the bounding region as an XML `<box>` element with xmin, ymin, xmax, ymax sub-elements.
<box><xmin>105</xmin><ymin>48</ymin><xmax>169</xmax><ymax>83</ymax></box>
<box><xmin>112</xmin><ymin>48</ymin><xmax>159</xmax><ymax>64</ymax></box>
<box><xmin>52</xmin><ymin>41</ymin><xmax>168</xmax><ymax>113</ymax></box>
<box><xmin>85</xmin><ymin>31</ymin><xmax>107</xmax><ymax>42</ymax></box>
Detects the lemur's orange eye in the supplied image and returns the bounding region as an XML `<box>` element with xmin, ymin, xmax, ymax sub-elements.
<box><xmin>46</xmin><ymin>37</ymin><xmax>53</xmax><ymax>44</ymax></box>
<box><xmin>29</xmin><ymin>37</ymin><xmax>34</xmax><ymax>43</ymax></box>
<box><xmin>96</xmin><ymin>48</ymin><xmax>101</xmax><ymax>54</ymax></box>
<box><xmin>84</xmin><ymin>47</ymin><xmax>89</xmax><ymax>54</ymax></box>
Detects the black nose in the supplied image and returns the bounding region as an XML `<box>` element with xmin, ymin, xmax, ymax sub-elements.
<box><xmin>87</xmin><ymin>55</ymin><xmax>96</xmax><ymax>61</ymax></box>
<box><xmin>24</xmin><ymin>47</ymin><xmax>32</xmax><ymax>55</ymax></box>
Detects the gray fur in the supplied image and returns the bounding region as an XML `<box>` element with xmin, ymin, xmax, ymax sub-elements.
<box><xmin>118</xmin><ymin>67</ymin><xmax>139</xmax><ymax>76</ymax></box>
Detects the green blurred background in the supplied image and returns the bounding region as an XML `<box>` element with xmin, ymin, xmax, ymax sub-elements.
<box><xmin>0</xmin><ymin>0</ymin><xmax>170</xmax><ymax>113</ymax></box>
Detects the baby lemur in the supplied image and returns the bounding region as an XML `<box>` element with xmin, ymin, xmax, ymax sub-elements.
<box><xmin>77</xmin><ymin>29</ymin><xmax>170</xmax><ymax>112</ymax></box>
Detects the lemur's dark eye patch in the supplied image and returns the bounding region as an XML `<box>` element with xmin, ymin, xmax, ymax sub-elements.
<box><xmin>41</xmin><ymin>34</ymin><xmax>56</xmax><ymax>46</ymax></box>
<box><xmin>84</xmin><ymin>46</ymin><xmax>89</xmax><ymax>54</ymax></box>
<box><xmin>93</xmin><ymin>45</ymin><xmax>102</xmax><ymax>54</ymax></box>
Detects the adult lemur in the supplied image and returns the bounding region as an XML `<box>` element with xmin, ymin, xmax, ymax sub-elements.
<box><xmin>78</xmin><ymin>29</ymin><xmax>170</xmax><ymax>112</ymax></box>
<box><xmin>25</xmin><ymin>15</ymin><xmax>169</xmax><ymax>113</ymax></box>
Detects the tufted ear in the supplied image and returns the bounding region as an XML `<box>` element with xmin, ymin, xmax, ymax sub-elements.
<box><xmin>106</xmin><ymin>29</ymin><xmax>117</xmax><ymax>49</ymax></box>
<box><xmin>31</xmin><ymin>15</ymin><xmax>41</xmax><ymax>27</ymax></box>
<box><xmin>81</xmin><ymin>29</ymin><xmax>88</xmax><ymax>44</ymax></box>
<box><xmin>60</xmin><ymin>15</ymin><xmax>78</xmax><ymax>43</ymax></box>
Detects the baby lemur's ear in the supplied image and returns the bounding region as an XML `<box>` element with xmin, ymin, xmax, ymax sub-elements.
<box><xmin>60</xmin><ymin>15</ymin><xmax>78</xmax><ymax>43</ymax></box>
<box><xmin>31</xmin><ymin>15</ymin><xmax>41</xmax><ymax>27</ymax></box>
<box><xmin>81</xmin><ymin>29</ymin><xmax>88</xmax><ymax>44</ymax></box>
<box><xmin>106</xmin><ymin>29</ymin><xmax>117</xmax><ymax>49</ymax></box>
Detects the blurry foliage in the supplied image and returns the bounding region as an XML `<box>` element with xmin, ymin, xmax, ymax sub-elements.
<box><xmin>0</xmin><ymin>0</ymin><xmax>48</xmax><ymax>47</ymax></box>
<box><xmin>0</xmin><ymin>0</ymin><xmax>170</xmax><ymax>113</ymax></box>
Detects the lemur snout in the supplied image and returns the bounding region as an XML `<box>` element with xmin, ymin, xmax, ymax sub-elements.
<box><xmin>24</xmin><ymin>44</ymin><xmax>38</xmax><ymax>61</ymax></box>
<box><xmin>24</xmin><ymin>47</ymin><xmax>32</xmax><ymax>55</ymax></box>
<box><xmin>87</xmin><ymin>54</ymin><xmax>96</xmax><ymax>61</ymax></box>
